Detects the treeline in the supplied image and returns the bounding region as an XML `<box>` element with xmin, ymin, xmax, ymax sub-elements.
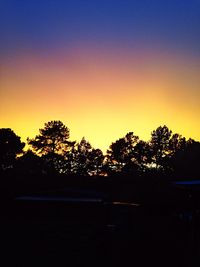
<box><xmin>0</xmin><ymin>120</ymin><xmax>200</xmax><ymax>181</ymax></box>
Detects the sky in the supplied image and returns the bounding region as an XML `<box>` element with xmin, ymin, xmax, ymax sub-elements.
<box><xmin>0</xmin><ymin>0</ymin><xmax>200</xmax><ymax>153</ymax></box>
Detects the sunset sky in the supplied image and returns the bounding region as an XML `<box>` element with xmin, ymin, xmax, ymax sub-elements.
<box><xmin>0</xmin><ymin>0</ymin><xmax>200</xmax><ymax>153</ymax></box>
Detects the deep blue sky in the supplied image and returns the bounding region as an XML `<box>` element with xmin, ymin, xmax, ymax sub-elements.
<box><xmin>0</xmin><ymin>0</ymin><xmax>200</xmax><ymax>56</ymax></box>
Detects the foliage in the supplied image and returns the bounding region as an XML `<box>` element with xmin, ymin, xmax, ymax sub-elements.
<box><xmin>27</xmin><ymin>121</ymin><xmax>75</xmax><ymax>173</ymax></box>
<box><xmin>172</xmin><ymin>139</ymin><xmax>200</xmax><ymax>179</ymax></box>
<box><xmin>27</xmin><ymin>120</ymin><xmax>73</xmax><ymax>155</ymax></box>
<box><xmin>1</xmin><ymin>123</ymin><xmax>199</xmax><ymax>179</ymax></box>
<box><xmin>148</xmin><ymin>125</ymin><xmax>172</xmax><ymax>169</ymax></box>
<box><xmin>16</xmin><ymin>150</ymin><xmax>46</xmax><ymax>175</ymax></box>
<box><xmin>69</xmin><ymin>137</ymin><xmax>104</xmax><ymax>176</ymax></box>
<box><xmin>148</xmin><ymin>126</ymin><xmax>189</xmax><ymax>174</ymax></box>
<box><xmin>106</xmin><ymin>132</ymin><xmax>141</xmax><ymax>174</ymax></box>
<box><xmin>0</xmin><ymin>128</ymin><xmax>25</xmax><ymax>170</ymax></box>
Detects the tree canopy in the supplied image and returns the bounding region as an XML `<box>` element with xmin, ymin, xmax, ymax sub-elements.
<box><xmin>106</xmin><ymin>132</ymin><xmax>140</xmax><ymax>173</ymax></box>
<box><xmin>68</xmin><ymin>137</ymin><xmax>104</xmax><ymax>176</ymax></box>
<box><xmin>0</xmin><ymin>128</ymin><xmax>25</xmax><ymax>171</ymax></box>
<box><xmin>27</xmin><ymin>120</ymin><xmax>73</xmax><ymax>155</ymax></box>
<box><xmin>1</xmin><ymin>122</ymin><xmax>199</xmax><ymax>179</ymax></box>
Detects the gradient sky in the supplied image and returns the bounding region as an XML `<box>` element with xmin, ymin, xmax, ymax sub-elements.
<box><xmin>0</xmin><ymin>0</ymin><xmax>200</xmax><ymax>153</ymax></box>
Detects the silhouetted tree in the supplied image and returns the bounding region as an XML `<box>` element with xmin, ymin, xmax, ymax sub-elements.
<box><xmin>87</xmin><ymin>148</ymin><xmax>104</xmax><ymax>175</ymax></box>
<box><xmin>15</xmin><ymin>149</ymin><xmax>52</xmax><ymax>177</ymax></box>
<box><xmin>28</xmin><ymin>121</ymin><xmax>72</xmax><ymax>155</ymax></box>
<box><xmin>106</xmin><ymin>132</ymin><xmax>142</xmax><ymax>174</ymax></box>
<box><xmin>71</xmin><ymin>138</ymin><xmax>104</xmax><ymax>176</ymax></box>
<box><xmin>69</xmin><ymin>138</ymin><xmax>91</xmax><ymax>175</ymax></box>
<box><xmin>172</xmin><ymin>139</ymin><xmax>200</xmax><ymax>180</ymax></box>
<box><xmin>17</xmin><ymin>149</ymin><xmax>43</xmax><ymax>171</ymax></box>
<box><xmin>0</xmin><ymin>128</ymin><xmax>25</xmax><ymax>171</ymax></box>
<box><xmin>28</xmin><ymin>121</ymin><xmax>75</xmax><ymax>173</ymax></box>
<box><xmin>148</xmin><ymin>125</ymin><xmax>172</xmax><ymax>172</ymax></box>
<box><xmin>132</xmin><ymin>140</ymin><xmax>152</xmax><ymax>171</ymax></box>
<box><xmin>168</xmin><ymin>133</ymin><xmax>187</xmax><ymax>155</ymax></box>
<box><xmin>148</xmin><ymin>126</ymin><xmax>195</xmax><ymax>176</ymax></box>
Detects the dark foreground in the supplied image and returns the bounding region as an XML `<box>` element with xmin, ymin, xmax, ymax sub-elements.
<box><xmin>1</xmin><ymin>197</ymin><xmax>200</xmax><ymax>267</ymax></box>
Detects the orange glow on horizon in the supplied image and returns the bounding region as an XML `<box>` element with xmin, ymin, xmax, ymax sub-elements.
<box><xmin>0</xmin><ymin>48</ymin><xmax>200</xmax><ymax>153</ymax></box>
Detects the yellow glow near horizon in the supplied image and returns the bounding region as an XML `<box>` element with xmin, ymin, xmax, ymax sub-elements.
<box><xmin>0</xmin><ymin>49</ymin><xmax>200</xmax><ymax>153</ymax></box>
